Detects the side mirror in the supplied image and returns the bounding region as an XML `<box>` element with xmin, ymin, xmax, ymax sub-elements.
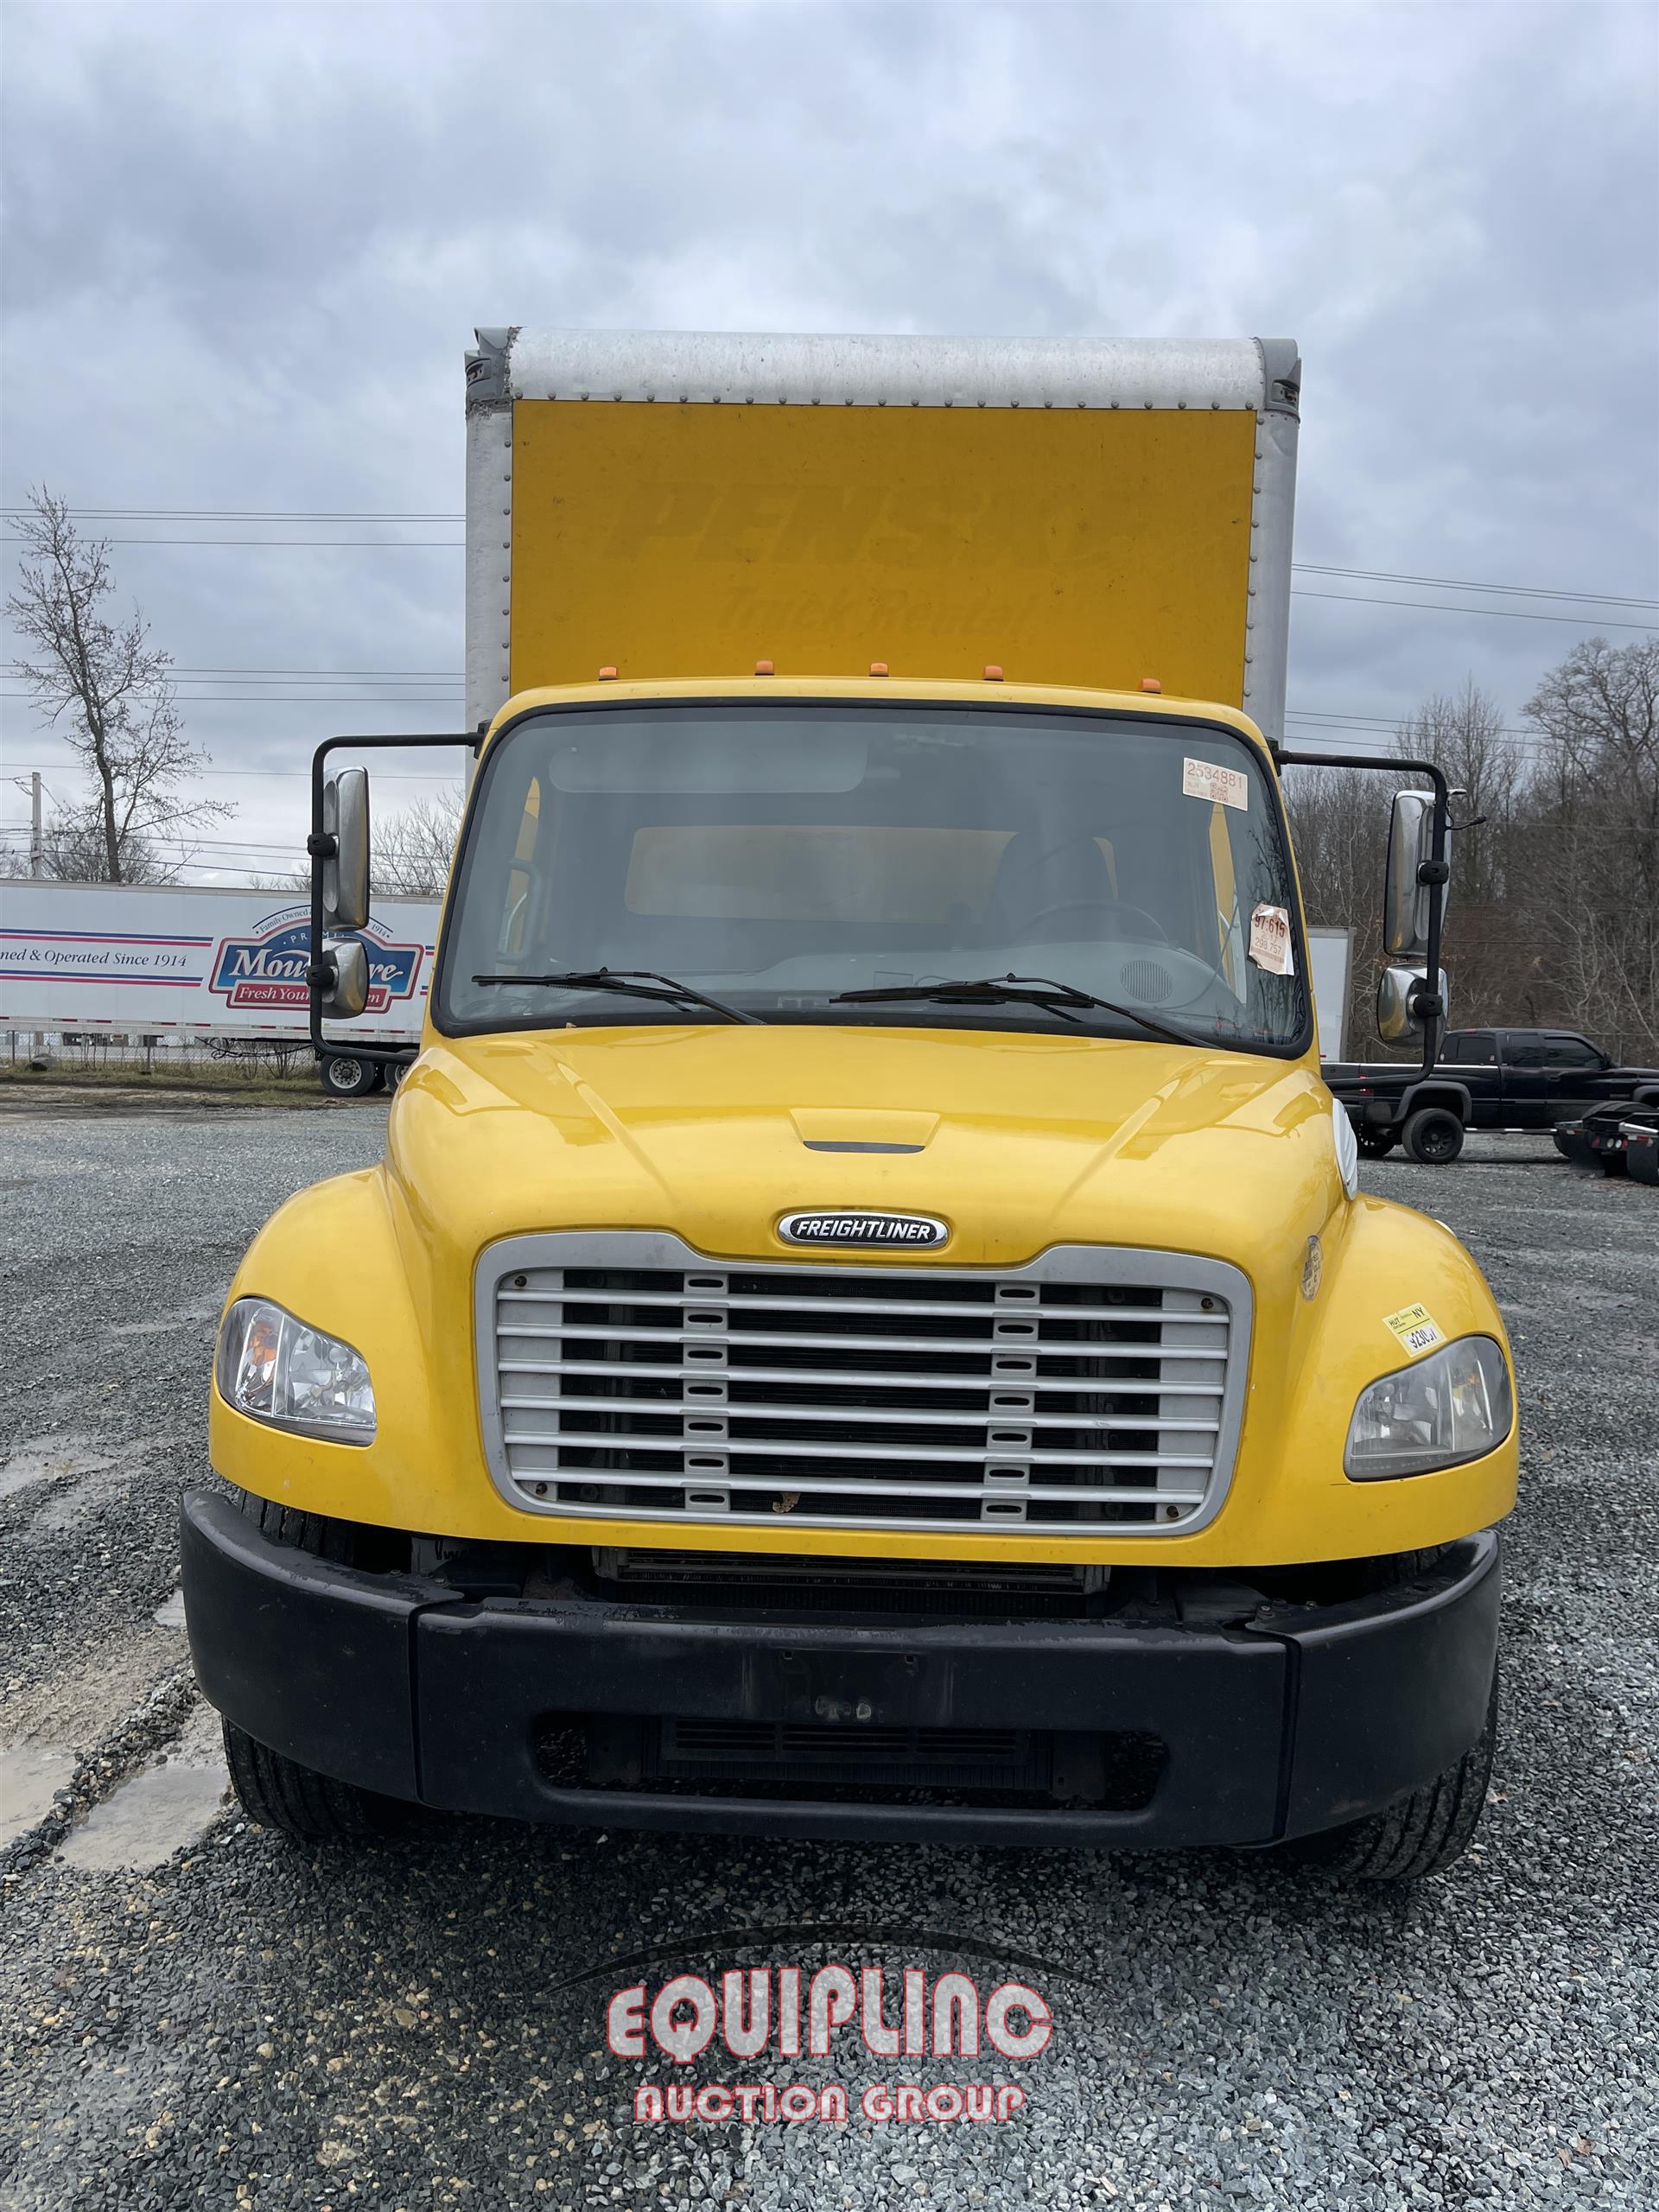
<box><xmin>1377</xmin><ymin>965</ymin><xmax>1449</xmax><ymax>1047</ymax></box>
<box><xmin>1383</xmin><ymin>790</ymin><xmax>1450</xmax><ymax>960</ymax></box>
<box><xmin>321</xmin><ymin>766</ymin><xmax>371</xmax><ymax>934</ymax></box>
<box><xmin>316</xmin><ymin>935</ymin><xmax>370</xmax><ymax>1020</ymax></box>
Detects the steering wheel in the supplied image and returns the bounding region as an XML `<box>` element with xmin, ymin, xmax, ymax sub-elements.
<box><xmin>1015</xmin><ymin>899</ymin><xmax>1168</xmax><ymax>944</ymax></box>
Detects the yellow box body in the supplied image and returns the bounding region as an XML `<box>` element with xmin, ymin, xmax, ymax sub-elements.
<box><xmin>507</xmin><ymin>399</ymin><xmax>1255</xmax><ymax>699</ymax></box>
<box><xmin>213</xmin><ymin>677</ymin><xmax>1517</xmax><ymax>1566</ymax></box>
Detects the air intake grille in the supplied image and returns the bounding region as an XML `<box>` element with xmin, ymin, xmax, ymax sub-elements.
<box><xmin>480</xmin><ymin>1235</ymin><xmax>1247</xmax><ymax>1536</ymax></box>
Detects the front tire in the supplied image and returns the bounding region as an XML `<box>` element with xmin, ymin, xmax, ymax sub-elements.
<box><xmin>1294</xmin><ymin>1673</ymin><xmax>1496</xmax><ymax>1881</ymax></box>
<box><xmin>223</xmin><ymin>1720</ymin><xmax>411</xmax><ymax>1841</ymax></box>
<box><xmin>219</xmin><ymin>1487</ymin><xmax>415</xmax><ymax>1840</ymax></box>
<box><xmin>1356</xmin><ymin>1132</ymin><xmax>1397</xmax><ymax>1160</ymax></box>
<box><xmin>1402</xmin><ymin>1104</ymin><xmax>1465</xmax><ymax>1165</ymax></box>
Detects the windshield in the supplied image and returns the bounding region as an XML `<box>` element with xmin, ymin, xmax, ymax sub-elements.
<box><xmin>435</xmin><ymin>702</ymin><xmax>1308</xmax><ymax>1052</ymax></box>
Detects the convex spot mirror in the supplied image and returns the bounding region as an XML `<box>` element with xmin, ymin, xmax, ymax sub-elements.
<box><xmin>1377</xmin><ymin>965</ymin><xmax>1448</xmax><ymax>1046</ymax></box>
<box><xmin>321</xmin><ymin>766</ymin><xmax>371</xmax><ymax>933</ymax></box>
<box><xmin>318</xmin><ymin>935</ymin><xmax>370</xmax><ymax>1020</ymax></box>
<box><xmin>1383</xmin><ymin>789</ymin><xmax>1449</xmax><ymax>960</ymax></box>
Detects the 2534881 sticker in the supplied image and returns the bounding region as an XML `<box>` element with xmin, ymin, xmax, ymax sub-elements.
<box><xmin>1182</xmin><ymin>757</ymin><xmax>1249</xmax><ymax>810</ymax></box>
<box><xmin>1382</xmin><ymin>1302</ymin><xmax>1445</xmax><ymax>1357</ymax></box>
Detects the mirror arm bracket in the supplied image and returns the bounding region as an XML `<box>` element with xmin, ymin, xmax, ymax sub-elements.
<box><xmin>308</xmin><ymin>729</ymin><xmax>483</xmax><ymax>1066</ymax></box>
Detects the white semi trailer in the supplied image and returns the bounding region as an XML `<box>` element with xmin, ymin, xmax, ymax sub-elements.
<box><xmin>2</xmin><ymin>880</ymin><xmax>1349</xmax><ymax>1084</ymax></box>
<box><xmin>0</xmin><ymin>880</ymin><xmax>439</xmax><ymax>1096</ymax></box>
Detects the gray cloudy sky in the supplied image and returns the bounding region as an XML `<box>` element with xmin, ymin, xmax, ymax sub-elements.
<box><xmin>3</xmin><ymin>0</ymin><xmax>1656</xmax><ymax>880</ymax></box>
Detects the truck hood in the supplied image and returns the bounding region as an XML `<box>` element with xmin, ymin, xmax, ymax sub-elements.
<box><xmin>389</xmin><ymin>1024</ymin><xmax>1343</xmax><ymax>1284</ymax></box>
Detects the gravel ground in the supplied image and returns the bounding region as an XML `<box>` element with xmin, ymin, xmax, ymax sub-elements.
<box><xmin>0</xmin><ymin>1108</ymin><xmax>1655</xmax><ymax>2210</ymax></box>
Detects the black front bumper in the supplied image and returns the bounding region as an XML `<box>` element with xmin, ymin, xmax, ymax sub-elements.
<box><xmin>181</xmin><ymin>1491</ymin><xmax>1500</xmax><ymax>1848</ymax></box>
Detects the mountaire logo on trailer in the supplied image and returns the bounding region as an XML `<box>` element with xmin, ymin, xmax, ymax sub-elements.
<box><xmin>208</xmin><ymin>905</ymin><xmax>424</xmax><ymax>1014</ymax></box>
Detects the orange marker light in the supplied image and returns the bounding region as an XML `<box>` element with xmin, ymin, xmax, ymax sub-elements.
<box><xmin>1140</xmin><ymin>677</ymin><xmax>1162</xmax><ymax>694</ymax></box>
<box><xmin>983</xmin><ymin>664</ymin><xmax>1004</xmax><ymax>682</ymax></box>
<box><xmin>754</xmin><ymin>658</ymin><xmax>775</xmax><ymax>676</ymax></box>
<box><xmin>868</xmin><ymin>662</ymin><xmax>889</xmax><ymax>677</ymax></box>
<box><xmin>597</xmin><ymin>665</ymin><xmax>618</xmax><ymax>681</ymax></box>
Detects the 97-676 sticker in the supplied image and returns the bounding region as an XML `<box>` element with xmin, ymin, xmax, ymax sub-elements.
<box><xmin>1383</xmin><ymin>1302</ymin><xmax>1446</xmax><ymax>1357</ymax></box>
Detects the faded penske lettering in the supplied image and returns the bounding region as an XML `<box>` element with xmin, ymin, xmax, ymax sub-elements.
<box><xmin>595</xmin><ymin>480</ymin><xmax>1130</xmax><ymax>575</ymax></box>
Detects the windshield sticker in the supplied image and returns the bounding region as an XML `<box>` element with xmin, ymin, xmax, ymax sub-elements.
<box><xmin>1182</xmin><ymin>757</ymin><xmax>1249</xmax><ymax>810</ymax></box>
<box><xmin>1248</xmin><ymin>904</ymin><xmax>1294</xmax><ymax>976</ymax></box>
<box><xmin>1383</xmin><ymin>1303</ymin><xmax>1446</xmax><ymax>1358</ymax></box>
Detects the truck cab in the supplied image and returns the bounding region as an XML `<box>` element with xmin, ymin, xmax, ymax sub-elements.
<box><xmin>182</xmin><ymin>332</ymin><xmax>1517</xmax><ymax>1880</ymax></box>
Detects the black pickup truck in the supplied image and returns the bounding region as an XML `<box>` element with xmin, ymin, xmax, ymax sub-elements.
<box><xmin>1324</xmin><ymin>1027</ymin><xmax>1659</xmax><ymax>1164</ymax></box>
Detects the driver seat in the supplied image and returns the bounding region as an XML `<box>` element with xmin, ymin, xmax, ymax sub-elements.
<box><xmin>986</xmin><ymin>831</ymin><xmax>1114</xmax><ymax>944</ymax></box>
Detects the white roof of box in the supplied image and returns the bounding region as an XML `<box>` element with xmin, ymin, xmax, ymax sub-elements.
<box><xmin>468</xmin><ymin>329</ymin><xmax>1299</xmax><ymax>416</ymax></box>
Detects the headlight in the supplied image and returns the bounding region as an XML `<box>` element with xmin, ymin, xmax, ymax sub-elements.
<box><xmin>216</xmin><ymin>1298</ymin><xmax>376</xmax><ymax>1444</ymax></box>
<box><xmin>1344</xmin><ymin>1335</ymin><xmax>1511</xmax><ymax>1480</ymax></box>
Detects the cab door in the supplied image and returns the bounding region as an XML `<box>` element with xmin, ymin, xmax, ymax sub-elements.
<box><xmin>1441</xmin><ymin>1030</ymin><xmax>1499</xmax><ymax>1124</ymax></box>
<box><xmin>1498</xmin><ymin>1032</ymin><xmax>1548</xmax><ymax>1128</ymax></box>
<box><xmin>1544</xmin><ymin>1032</ymin><xmax>1611</xmax><ymax>1120</ymax></box>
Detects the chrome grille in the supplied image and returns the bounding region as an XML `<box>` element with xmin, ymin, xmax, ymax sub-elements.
<box><xmin>479</xmin><ymin>1234</ymin><xmax>1248</xmax><ymax>1535</ymax></box>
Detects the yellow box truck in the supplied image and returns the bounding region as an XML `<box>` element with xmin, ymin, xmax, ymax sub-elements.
<box><xmin>182</xmin><ymin>331</ymin><xmax>1516</xmax><ymax>1878</ymax></box>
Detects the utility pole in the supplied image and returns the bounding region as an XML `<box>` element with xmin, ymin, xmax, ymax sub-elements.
<box><xmin>29</xmin><ymin>772</ymin><xmax>44</xmax><ymax>1059</ymax></box>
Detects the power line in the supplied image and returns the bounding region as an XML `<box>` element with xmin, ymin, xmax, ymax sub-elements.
<box><xmin>1293</xmin><ymin>589</ymin><xmax>1654</xmax><ymax>631</ymax></box>
<box><xmin>2</xmin><ymin>536</ymin><xmax>466</xmax><ymax>548</ymax></box>
<box><xmin>0</xmin><ymin>760</ymin><xmax>464</xmax><ymax>781</ymax></box>
<box><xmin>6</xmin><ymin>506</ymin><xmax>1654</xmax><ymax>605</ymax></box>
<box><xmin>0</xmin><ymin>664</ymin><xmax>1614</xmax><ymax>703</ymax></box>
<box><xmin>3</xmin><ymin>692</ymin><xmax>463</xmax><ymax>702</ymax></box>
<box><xmin>0</xmin><ymin>507</ymin><xmax>465</xmax><ymax>523</ymax></box>
<box><xmin>166</xmin><ymin>665</ymin><xmax>465</xmax><ymax>677</ymax></box>
<box><xmin>0</xmin><ymin>702</ymin><xmax>1565</xmax><ymax>752</ymax></box>
<box><xmin>7</xmin><ymin>546</ymin><xmax>1652</xmax><ymax>627</ymax></box>
<box><xmin>6</xmin><ymin>505</ymin><xmax>1654</xmax><ymax>598</ymax></box>
<box><xmin>1284</xmin><ymin>709</ymin><xmax>1541</xmax><ymax>736</ymax></box>
<box><xmin>1293</xmin><ymin>563</ymin><xmax>1656</xmax><ymax>609</ymax></box>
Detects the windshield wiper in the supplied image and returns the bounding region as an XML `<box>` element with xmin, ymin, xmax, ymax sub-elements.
<box><xmin>472</xmin><ymin>968</ymin><xmax>764</xmax><ymax>1025</ymax></box>
<box><xmin>830</xmin><ymin>972</ymin><xmax>1205</xmax><ymax>1050</ymax></box>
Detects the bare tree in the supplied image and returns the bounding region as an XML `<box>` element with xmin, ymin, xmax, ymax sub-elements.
<box><xmin>1290</xmin><ymin>648</ymin><xmax>1659</xmax><ymax>1062</ymax></box>
<box><xmin>4</xmin><ymin>487</ymin><xmax>230</xmax><ymax>880</ymax></box>
<box><xmin>374</xmin><ymin>789</ymin><xmax>464</xmax><ymax>897</ymax></box>
<box><xmin>1519</xmin><ymin>637</ymin><xmax>1659</xmax><ymax>1059</ymax></box>
<box><xmin>1395</xmin><ymin>679</ymin><xmax>1518</xmax><ymax>909</ymax></box>
<box><xmin>41</xmin><ymin>798</ymin><xmax>178</xmax><ymax>884</ymax></box>
<box><xmin>252</xmin><ymin>790</ymin><xmax>463</xmax><ymax>899</ymax></box>
<box><xmin>1282</xmin><ymin>760</ymin><xmax>1404</xmax><ymax>1054</ymax></box>
<box><xmin>1390</xmin><ymin>680</ymin><xmax>1524</xmax><ymax>1032</ymax></box>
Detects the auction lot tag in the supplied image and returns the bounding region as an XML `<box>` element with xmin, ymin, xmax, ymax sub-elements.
<box><xmin>1249</xmin><ymin>903</ymin><xmax>1294</xmax><ymax>975</ymax></box>
<box><xmin>1383</xmin><ymin>1302</ymin><xmax>1445</xmax><ymax>1357</ymax></box>
<box><xmin>1183</xmin><ymin>757</ymin><xmax>1249</xmax><ymax>810</ymax></box>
